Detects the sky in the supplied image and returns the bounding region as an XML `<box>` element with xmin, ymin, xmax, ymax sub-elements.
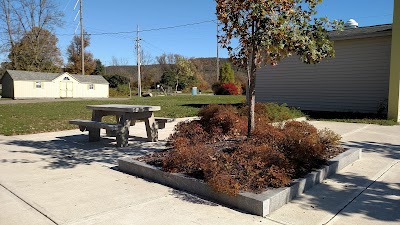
<box><xmin>2</xmin><ymin>0</ymin><xmax>396</xmax><ymax>66</ymax></box>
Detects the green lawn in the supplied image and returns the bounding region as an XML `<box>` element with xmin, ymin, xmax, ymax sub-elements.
<box><xmin>0</xmin><ymin>95</ymin><xmax>245</xmax><ymax>136</ymax></box>
<box><xmin>1</xmin><ymin>96</ymin><xmax>397</xmax><ymax>136</ymax></box>
<box><xmin>304</xmin><ymin>111</ymin><xmax>399</xmax><ymax>126</ymax></box>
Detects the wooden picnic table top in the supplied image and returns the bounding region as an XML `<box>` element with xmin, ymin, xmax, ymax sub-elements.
<box><xmin>86</xmin><ymin>104</ymin><xmax>161</xmax><ymax>113</ymax></box>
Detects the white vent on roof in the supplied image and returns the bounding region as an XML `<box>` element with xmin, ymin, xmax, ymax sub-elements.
<box><xmin>344</xmin><ymin>19</ymin><xmax>359</xmax><ymax>29</ymax></box>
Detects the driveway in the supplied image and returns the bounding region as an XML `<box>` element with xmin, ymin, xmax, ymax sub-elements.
<box><xmin>0</xmin><ymin>120</ymin><xmax>399</xmax><ymax>225</ymax></box>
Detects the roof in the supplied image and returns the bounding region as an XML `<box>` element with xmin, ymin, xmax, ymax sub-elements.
<box><xmin>6</xmin><ymin>70</ymin><xmax>59</xmax><ymax>81</ymax></box>
<box><xmin>72</xmin><ymin>74</ymin><xmax>109</xmax><ymax>84</ymax></box>
<box><xmin>329</xmin><ymin>24</ymin><xmax>392</xmax><ymax>41</ymax></box>
<box><xmin>5</xmin><ymin>70</ymin><xmax>108</xmax><ymax>84</ymax></box>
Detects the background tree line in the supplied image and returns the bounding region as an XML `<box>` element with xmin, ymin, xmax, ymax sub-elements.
<box><xmin>0</xmin><ymin>0</ymin><xmax>99</xmax><ymax>76</ymax></box>
<box><xmin>104</xmin><ymin>55</ymin><xmax>247</xmax><ymax>93</ymax></box>
<box><xmin>0</xmin><ymin>0</ymin><xmax>246</xmax><ymax>95</ymax></box>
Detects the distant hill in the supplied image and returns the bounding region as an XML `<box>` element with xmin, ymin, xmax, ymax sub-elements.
<box><xmin>104</xmin><ymin>57</ymin><xmax>247</xmax><ymax>87</ymax></box>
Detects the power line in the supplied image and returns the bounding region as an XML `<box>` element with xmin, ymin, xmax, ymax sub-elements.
<box><xmin>56</xmin><ymin>19</ymin><xmax>216</xmax><ymax>36</ymax></box>
<box><xmin>63</xmin><ymin>0</ymin><xmax>73</xmax><ymax>12</ymax></box>
<box><xmin>141</xmin><ymin>19</ymin><xmax>216</xmax><ymax>32</ymax></box>
<box><xmin>141</xmin><ymin>39</ymin><xmax>167</xmax><ymax>53</ymax></box>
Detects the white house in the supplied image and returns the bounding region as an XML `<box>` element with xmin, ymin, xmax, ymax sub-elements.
<box><xmin>0</xmin><ymin>70</ymin><xmax>109</xmax><ymax>99</ymax></box>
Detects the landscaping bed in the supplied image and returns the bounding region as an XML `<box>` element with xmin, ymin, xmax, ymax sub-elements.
<box><xmin>118</xmin><ymin>104</ymin><xmax>361</xmax><ymax>216</ymax></box>
<box><xmin>119</xmin><ymin>148</ymin><xmax>361</xmax><ymax>216</ymax></box>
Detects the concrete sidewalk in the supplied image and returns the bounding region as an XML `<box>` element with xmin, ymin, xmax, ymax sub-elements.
<box><xmin>0</xmin><ymin>119</ymin><xmax>399</xmax><ymax>225</ymax></box>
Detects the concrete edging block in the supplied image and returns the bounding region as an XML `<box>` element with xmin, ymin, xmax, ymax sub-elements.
<box><xmin>118</xmin><ymin>148</ymin><xmax>362</xmax><ymax>217</ymax></box>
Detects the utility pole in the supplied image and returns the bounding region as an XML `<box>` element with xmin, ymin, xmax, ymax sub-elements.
<box><xmin>136</xmin><ymin>25</ymin><xmax>142</xmax><ymax>97</ymax></box>
<box><xmin>80</xmin><ymin>0</ymin><xmax>84</xmax><ymax>75</ymax></box>
<box><xmin>216</xmin><ymin>22</ymin><xmax>220</xmax><ymax>82</ymax></box>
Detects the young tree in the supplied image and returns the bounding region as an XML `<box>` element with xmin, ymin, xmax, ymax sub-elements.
<box><xmin>219</xmin><ymin>62</ymin><xmax>235</xmax><ymax>83</ymax></box>
<box><xmin>66</xmin><ymin>34</ymin><xmax>96</xmax><ymax>75</ymax></box>
<box><xmin>216</xmin><ymin>0</ymin><xmax>342</xmax><ymax>136</ymax></box>
<box><xmin>159</xmin><ymin>56</ymin><xmax>201</xmax><ymax>92</ymax></box>
<box><xmin>92</xmin><ymin>59</ymin><xmax>105</xmax><ymax>75</ymax></box>
<box><xmin>8</xmin><ymin>27</ymin><xmax>63</xmax><ymax>72</ymax></box>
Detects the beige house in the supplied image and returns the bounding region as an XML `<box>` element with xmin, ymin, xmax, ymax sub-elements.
<box><xmin>256</xmin><ymin>23</ymin><xmax>396</xmax><ymax>116</ymax></box>
<box><xmin>1</xmin><ymin>70</ymin><xmax>109</xmax><ymax>99</ymax></box>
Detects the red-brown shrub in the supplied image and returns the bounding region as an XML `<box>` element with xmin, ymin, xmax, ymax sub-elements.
<box><xmin>155</xmin><ymin>105</ymin><xmax>343</xmax><ymax>195</ymax></box>
<box><xmin>280</xmin><ymin>121</ymin><xmax>326</xmax><ymax>176</ymax></box>
<box><xmin>249</xmin><ymin>123</ymin><xmax>285</xmax><ymax>148</ymax></box>
<box><xmin>198</xmin><ymin>104</ymin><xmax>247</xmax><ymax>138</ymax></box>
<box><xmin>163</xmin><ymin>138</ymin><xmax>214</xmax><ymax>178</ymax></box>
<box><xmin>212</xmin><ymin>82</ymin><xmax>242</xmax><ymax>95</ymax></box>
<box><xmin>221</xmin><ymin>82</ymin><xmax>240</xmax><ymax>95</ymax></box>
<box><xmin>318</xmin><ymin>128</ymin><xmax>341</xmax><ymax>152</ymax></box>
<box><xmin>167</xmin><ymin>120</ymin><xmax>208</xmax><ymax>145</ymax></box>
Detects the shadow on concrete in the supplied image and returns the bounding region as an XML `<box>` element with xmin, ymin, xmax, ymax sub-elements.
<box><xmin>4</xmin><ymin>134</ymin><xmax>166</xmax><ymax>169</ymax></box>
<box><xmin>170</xmin><ymin>189</ymin><xmax>218</xmax><ymax>206</ymax></box>
<box><xmin>3</xmin><ymin>133</ymin><xmax>399</xmax><ymax>222</ymax></box>
<box><xmin>343</xmin><ymin>141</ymin><xmax>400</xmax><ymax>160</ymax></box>
<box><xmin>297</xmin><ymin>170</ymin><xmax>400</xmax><ymax>223</ymax></box>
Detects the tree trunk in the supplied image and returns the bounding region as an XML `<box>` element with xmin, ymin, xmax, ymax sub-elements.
<box><xmin>247</xmin><ymin>21</ymin><xmax>257</xmax><ymax>137</ymax></box>
<box><xmin>246</xmin><ymin>65</ymin><xmax>250</xmax><ymax>105</ymax></box>
<box><xmin>247</xmin><ymin>60</ymin><xmax>257</xmax><ymax>136</ymax></box>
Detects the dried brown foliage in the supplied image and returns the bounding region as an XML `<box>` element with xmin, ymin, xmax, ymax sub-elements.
<box><xmin>198</xmin><ymin>104</ymin><xmax>247</xmax><ymax>138</ymax></box>
<box><xmin>158</xmin><ymin>105</ymin><xmax>343</xmax><ymax>195</ymax></box>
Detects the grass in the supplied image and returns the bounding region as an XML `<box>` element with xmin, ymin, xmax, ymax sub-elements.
<box><xmin>263</xmin><ymin>103</ymin><xmax>305</xmax><ymax>122</ymax></box>
<box><xmin>304</xmin><ymin>111</ymin><xmax>399</xmax><ymax>126</ymax></box>
<box><xmin>0</xmin><ymin>95</ymin><xmax>245</xmax><ymax>136</ymax></box>
<box><xmin>1</xmin><ymin>96</ymin><xmax>396</xmax><ymax>136</ymax></box>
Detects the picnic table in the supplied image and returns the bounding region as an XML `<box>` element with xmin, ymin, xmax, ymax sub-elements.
<box><xmin>69</xmin><ymin>104</ymin><xmax>171</xmax><ymax>147</ymax></box>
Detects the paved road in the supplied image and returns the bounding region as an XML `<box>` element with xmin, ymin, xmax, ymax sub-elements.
<box><xmin>0</xmin><ymin>120</ymin><xmax>399</xmax><ymax>225</ymax></box>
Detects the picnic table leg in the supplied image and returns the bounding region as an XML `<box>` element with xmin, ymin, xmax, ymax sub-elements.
<box><xmin>116</xmin><ymin>115</ymin><xmax>130</xmax><ymax>147</ymax></box>
<box><xmin>145</xmin><ymin>114</ymin><xmax>158</xmax><ymax>142</ymax></box>
<box><xmin>106</xmin><ymin>115</ymin><xmax>122</xmax><ymax>137</ymax></box>
<box><xmin>89</xmin><ymin>110</ymin><xmax>102</xmax><ymax>142</ymax></box>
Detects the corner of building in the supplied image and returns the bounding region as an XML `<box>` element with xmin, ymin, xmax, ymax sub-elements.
<box><xmin>388</xmin><ymin>0</ymin><xmax>400</xmax><ymax>122</ymax></box>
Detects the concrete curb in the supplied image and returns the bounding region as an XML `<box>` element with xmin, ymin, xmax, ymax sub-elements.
<box><xmin>118</xmin><ymin>148</ymin><xmax>362</xmax><ymax>217</ymax></box>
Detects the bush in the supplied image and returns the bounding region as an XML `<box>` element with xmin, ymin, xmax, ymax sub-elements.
<box><xmin>280</xmin><ymin>121</ymin><xmax>325</xmax><ymax>176</ymax></box>
<box><xmin>212</xmin><ymin>82</ymin><xmax>242</xmax><ymax>95</ymax></box>
<box><xmin>198</xmin><ymin>104</ymin><xmax>247</xmax><ymax>138</ymax></box>
<box><xmin>103</xmin><ymin>74</ymin><xmax>129</xmax><ymax>88</ymax></box>
<box><xmin>238</xmin><ymin>102</ymin><xmax>304</xmax><ymax>123</ymax></box>
<box><xmin>108</xmin><ymin>84</ymin><xmax>131</xmax><ymax>97</ymax></box>
<box><xmin>219</xmin><ymin>62</ymin><xmax>235</xmax><ymax>83</ymax></box>
<box><xmin>155</xmin><ymin>105</ymin><xmax>343</xmax><ymax>195</ymax></box>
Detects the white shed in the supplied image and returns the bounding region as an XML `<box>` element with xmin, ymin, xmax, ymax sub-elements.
<box><xmin>0</xmin><ymin>70</ymin><xmax>109</xmax><ymax>99</ymax></box>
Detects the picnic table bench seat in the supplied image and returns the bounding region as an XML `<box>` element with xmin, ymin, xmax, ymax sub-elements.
<box><xmin>69</xmin><ymin>117</ymin><xmax>175</xmax><ymax>147</ymax></box>
<box><xmin>69</xmin><ymin>119</ymin><xmax>122</xmax><ymax>132</ymax></box>
<box><xmin>154</xmin><ymin>117</ymin><xmax>175</xmax><ymax>129</ymax></box>
<box><xmin>69</xmin><ymin>119</ymin><xmax>128</xmax><ymax>147</ymax></box>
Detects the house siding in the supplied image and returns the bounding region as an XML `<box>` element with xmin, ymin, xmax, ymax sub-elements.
<box><xmin>76</xmin><ymin>83</ymin><xmax>109</xmax><ymax>98</ymax></box>
<box><xmin>13</xmin><ymin>80</ymin><xmax>59</xmax><ymax>99</ymax></box>
<box><xmin>255</xmin><ymin>35</ymin><xmax>392</xmax><ymax>113</ymax></box>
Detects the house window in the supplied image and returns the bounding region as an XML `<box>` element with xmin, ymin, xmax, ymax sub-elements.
<box><xmin>35</xmin><ymin>82</ymin><xmax>42</xmax><ymax>89</ymax></box>
<box><xmin>63</xmin><ymin>77</ymin><xmax>70</xmax><ymax>80</ymax></box>
<box><xmin>88</xmin><ymin>84</ymin><xmax>94</xmax><ymax>90</ymax></box>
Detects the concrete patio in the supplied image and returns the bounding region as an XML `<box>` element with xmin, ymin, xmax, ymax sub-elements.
<box><xmin>0</xmin><ymin>118</ymin><xmax>399</xmax><ymax>225</ymax></box>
